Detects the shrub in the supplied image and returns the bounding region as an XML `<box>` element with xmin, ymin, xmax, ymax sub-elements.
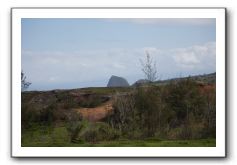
<box><xmin>39</xmin><ymin>104</ymin><xmax>57</xmax><ymax>124</ymax></box>
<box><xmin>65</xmin><ymin>111</ymin><xmax>84</xmax><ymax>143</ymax></box>
<box><xmin>97</xmin><ymin>122</ymin><xmax>121</xmax><ymax>140</ymax></box>
<box><xmin>135</xmin><ymin>86</ymin><xmax>163</xmax><ymax>137</ymax></box>
<box><xmin>83</xmin><ymin>122</ymin><xmax>120</xmax><ymax>143</ymax></box>
<box><xmin>107</xmin><ymin>92</ymin><xmax>137</xmax><ymax>136</ymax></box>
<box><xmin>22</xmin><ymin>101</ymin><xmax>59</xmax><ymax>129</ymax></box>
<box><xmin>21</xmin><ymin>104</ymin><xmax>40</xmax><ymax>129</ymax></box>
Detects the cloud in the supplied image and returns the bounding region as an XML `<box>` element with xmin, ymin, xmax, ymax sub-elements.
<box><xmin>22</xmin><ymin>42</ymin><xmax>216</xmax><ymax>90</ymax></box>
<box><xmin>173</xmin><ymin>52</ymin><xmax>200</xmax><ymax>68</ymax></box>
<box><xmin>171</xmin><ymin>42</ymin><xmax>216</xmax><ymax>69</ymax></box>
<box><xmin>142</xmin><ymin>47</ymin><xmax>162</xmax><ymax>55</ymax></box>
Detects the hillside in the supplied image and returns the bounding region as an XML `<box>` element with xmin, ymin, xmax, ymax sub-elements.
<box><xmin>22</xmin><ymin>86</ymin><xmax>133</xmax><ymax>124</ymax></box>
<box><xmin>22</xmin><ymin>72</ymin><xmax>215</xmax><ymax>122</ymax></box>
<box><xmin>155</xmin><ymin>72</ymin><xmax>216</xmax><ymax>86</ymax></box>
<box><xmin>21</xmin><ymin>72</ymin><xmax>216</xmax><ymax>147</ymax></box>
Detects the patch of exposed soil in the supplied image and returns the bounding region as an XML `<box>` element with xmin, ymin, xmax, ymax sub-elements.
<box><xmin>74</xmin><ymin>101</ymin><xmax>113</xmax><ymax>122</ymax></box>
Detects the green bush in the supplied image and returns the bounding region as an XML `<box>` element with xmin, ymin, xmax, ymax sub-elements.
<box><xmin>65</xmin><ymin>111</ymin><xmax>84</xmax><ymax>143</ymax></box>
<box><xmin>21</xmin><ymin>104</ymin><xmax>40</xmax><ymax>129</ymax></box>
<box><xmin>83</xmin><ymin>123</ymin><xmax>120</xmax><ymax>143</ymax></box>
<box><xmin>135</xmin><ymin>86</ymin><xmax>163</xmax><ymax>137</ymax></box>
<box><xmin>107</xmin><ymin>93</ymin><xmax>137</xmax><ymax>136</ymax></box>
<box><xmin>97</xmin><ymin>122</ymin><xmax>121</xmax><ymax>140</ymax></box>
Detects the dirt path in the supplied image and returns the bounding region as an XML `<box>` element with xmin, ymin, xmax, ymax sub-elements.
<box><xmin>74</xmin><ymin>101</ymin><xmax>113</xmax><ymax>122</ymax></box>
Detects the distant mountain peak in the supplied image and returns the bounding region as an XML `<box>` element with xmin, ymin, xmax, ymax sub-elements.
<box><xmin>107</xmin><ymin>75</ymin><xmax>129</xmax><ymax>87</ymax></box>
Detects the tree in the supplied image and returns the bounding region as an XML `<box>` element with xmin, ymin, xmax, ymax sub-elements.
<box><xmin>21</xmin><ymin>71</ymin><xmax>31</xmax><ymax>91</ymax></box>
<box><xmin>140</xmin><ymin>51</ymin><xmax>158</xmax><ymax>82</ymax></box>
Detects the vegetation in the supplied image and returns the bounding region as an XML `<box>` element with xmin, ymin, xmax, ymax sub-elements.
<box><xmin>21</xmin><ymin>71</ymin><xmax>31</xmax><ymax>91</ymax></box>
<box><xmin>21</xmin><ymin>76</ymin><xmax>216</xmax><ymax>147</ymax></box>
<box><xmin>140</xmin><ymin>51</ymin><xmax>158</xmax><ymax>82</ymax></box>
<box><xmin>106</xmin><ymin>79</ymin><xmax>216</xmax><ymax>140</ymax></box>
<box><xmin>22</xmin><ymin>124</ymin><xmax>215</xmax><ymax>147</ymax></box>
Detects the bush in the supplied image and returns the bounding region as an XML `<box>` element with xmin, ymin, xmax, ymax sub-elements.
<box><xmin>97</xmin><ymin>122</ymin><xmax>121</xmax><ymax>140</ymax></box>
<box><xmin>39</xmin><ymin>104</ymin><xmax>57</xmax><ymax>124</ymax></box>
<box><xmin>105</xmin><ymin>79</ymin><xmax>216</xmax><ymax>140</ymax></box>
<box><xmin>21</xmin><ymin>104</ymin><xmax>40</xmax><ymax>129</ymax></box>
<box><xmin>83</xmin><ymin>122</ymin><xmax>120</xmax><ymax>143</ymax></box>
<box><xmin>135</xmin><ymin>86</ymin><xmax>163</xmax><ymax>137</ymax></box>
<box><xmin>65</xmin><ymin>111</ymin><xmax>84</xmax><ymax>143</ymax></box>
<box><xmin>22</xmin><ymin>101</ymin><xmax>59</xmax><ymax>129</ymax></box>
<box><xmin>108</xmin><ymin>93</ymin><xmax>136</xmax><ymax>132</ymax></box>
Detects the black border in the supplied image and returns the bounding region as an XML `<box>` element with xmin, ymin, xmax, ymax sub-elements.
<box><xmin>10</xmin><ymin>7</ymin><xmax>227</xmax><ymax>158</ymax></box>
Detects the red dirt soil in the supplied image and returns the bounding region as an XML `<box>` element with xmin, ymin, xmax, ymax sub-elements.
<box><xmin>74</xmin><ymin>101</ymin><xmax>113</xmax><ymax>122</ymax></box>
<box><xmin>198</xmin><ymin>84</ymin><xmax>216</xmax><ymax>94</ymax></box>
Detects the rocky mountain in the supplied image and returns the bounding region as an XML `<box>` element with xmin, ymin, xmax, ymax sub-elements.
<box><xmin>107</xmin><ymin>75</ymin><xmax>130</xmax><ymax>87</ymax></box>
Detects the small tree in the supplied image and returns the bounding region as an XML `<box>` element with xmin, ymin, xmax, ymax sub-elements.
<box><xmin>21</xmin><ymin>71</ymin><xmax>31</xmax><ymax>91</ymax></box>
<box><xmin>140</xmin><ymin>51</ymin><xmax>158</xmax><ymax>82</ymax></box>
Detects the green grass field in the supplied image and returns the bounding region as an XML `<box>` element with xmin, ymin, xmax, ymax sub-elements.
<box><xmin>22</xmin><ymin>125</ymin><xmax>216</xmax><ymax>147</ymax></box>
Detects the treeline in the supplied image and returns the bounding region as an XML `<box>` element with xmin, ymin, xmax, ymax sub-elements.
<box><xmin>105</xmin><ymin>79</ymin><xmax>216</xmax><ymax>140</ymax></box>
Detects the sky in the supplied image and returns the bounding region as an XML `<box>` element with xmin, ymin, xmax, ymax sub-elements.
<box><xmin>22</xmin><ymin>18</ymin><xmax>216</xmax><ymax>91</ymax></box>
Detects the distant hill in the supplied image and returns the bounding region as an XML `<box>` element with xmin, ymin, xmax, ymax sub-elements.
<box><xmin>132</xmin><ymin>79</ymin><xmax>151</xmax><ymax>87</ymax></box>
<box><xmin>155</xmin><ymin>72</ymin><xmax>216</xmax><ymax>86</ymax></box>
<box><xmin>107</xmin><ymin>75</ymin><xmax>130</xmax><ymax>87</ymax></box>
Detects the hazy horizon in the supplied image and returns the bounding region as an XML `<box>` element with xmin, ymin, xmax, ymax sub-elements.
<box><xmin>23</xmin><ymin>72</ymin><xmax>215</xmax><ymax>92</ymax></box>
<box><xmin>22</xmin><ymin>18</ymin><xmax>216</xmax><ymax>91</ymax></box>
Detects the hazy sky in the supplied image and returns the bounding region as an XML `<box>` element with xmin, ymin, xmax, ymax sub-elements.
<box><xmin>22</xmin><ymin>18</ymin><xmax>216</xmax><ymax>90</ymax></box>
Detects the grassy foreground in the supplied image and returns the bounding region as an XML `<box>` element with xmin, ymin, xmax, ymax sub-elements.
<box><xmin>22</xmin><ymin>125</ymin><xmax>215</xmax><ymax>147</ymax></box>
<box><xmin>22</xmin><ymin>139</ymin><xmax>216</xmax><ymax>147</ymax></box>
